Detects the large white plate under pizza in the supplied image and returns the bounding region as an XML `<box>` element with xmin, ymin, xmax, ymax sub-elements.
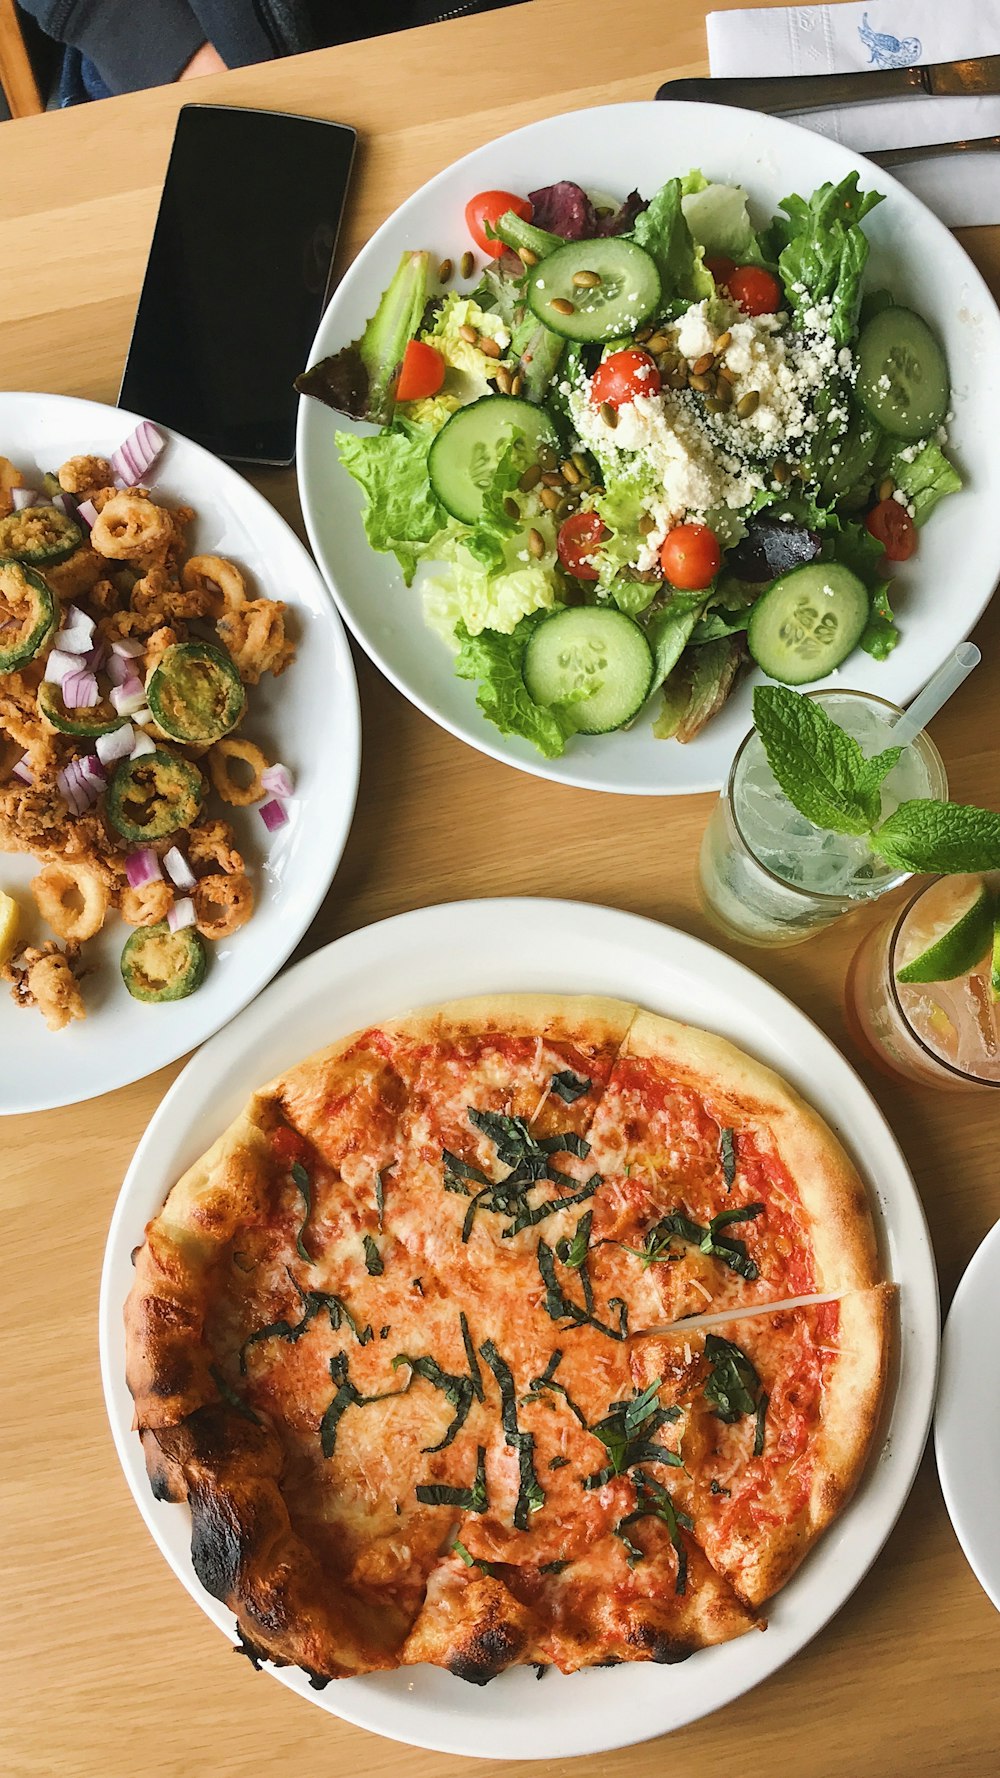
<box><xmin>100</xmin><ymin>898</ymin><xmax>938</xmax><ymax>1760</ymax></box>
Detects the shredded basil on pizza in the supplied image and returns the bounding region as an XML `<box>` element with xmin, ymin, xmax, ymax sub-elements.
<box><xmin>442</xmin><ymin>1149</ymin><xmax>490</xmax><ymax>1195</ymax></box>
<box><xmin>209</xmin><ymin>1363</ymin><xmax>261</xmax><ymax>1424</ymax></box>
<box><xmin>461</xmin><ymin>1312</ymin><xmax>485</xmax><ymax>1402</ymax></box>
<box><xmin>539</xmin><ymin>1558</ymin><xmax>570</xmax><ymax>1573</ymax></box>
<box><xmin>629</xmin><ymin>1472</ymin><xmax>694</xmax><ymax>1595</ymax></box>
<box><xmin>452</xmin><ymin>1537</ymin><xmax>494</xmax><ymax>1573</ymax></box>
<box><xmin>363</xmin><ymin>1233</ymin><xmax>384</xmax><ymax>1276</ymax></box>
<box><xmin>239</xmin><ymin>1271</ymin><xmax>373</xmax><ymax>1371</ymax></box>
<box><xmin>319</xmin><ymin>1352</ymin><xmax>410</xmax><ymax>1459</ymax></box>
<box><xmin>703</xmin><ymin>1334</ymin><xmax>761</xmax><ymax>1421</ymax></box>
<box><xmin>290</xmin><ymin>1159</ymin><xmax>313</xmax><ymax>1263</ymax></box>
<box><xmin>549</xmin><ymin>1069</ymin><xmax>592</xmax><ymax>1103</ymax></box>
<box><xmin>719</xmin><ymin>1126</ymin><xmax>737</xmax><ymax>1191</ymax></box>
<box><xmin>391</xmin><ymin>1331</ymin><xmax>483</xmax><ymax>1453</ymax></box>
<box><xmin>375</xmin><ymin>1168</ymin><xmax>390</xmax><ymax>1228</ymax></box>
<box><xmin>637</xmin><ymin>1203</ymin><xmax>764</xmax><ymax>1280</ymax></box>
<box><xmin>754</xmin><ymin>1391</ymin><xmax>769</xmax><ymax>1457</ymax></box>
<box><xmin>555</xmin><ymin>1209</ymin><xmax>592</xmax><ymax>1270</ymax></box>
<box><xmin>548</xmin><ymin>1456</ymin><xmax>570</xmax><ymax>1470</ymax></box>
<box><xmin>521</xmin><ymin>1349</ymin><xmax>588</xmax><ymax>1428</ymax></box>
<box><xmin>452</xmin><ymin>1108</ymin><xmax>601</xmax><ymax>1242</ymax></box>
<box><xmin>537</xmin><ymin>1234</ymin><xmax>629</xmax><ymax>1343</ymax></box>
<box><xmin>416</xmin><ymin>1444</ymin><xmax>488</xmax><ymax>1512</ymax></box>
<box><xmin>710</xmin><ymin>1478</ymin><xmax>731</xmax><ymax>1497</ymax></box>
<box><xmin>503</xmin><ymin>1174</ymin><xmax>602</xmax><ymax>1239</ymax></box>
<box><xmin>583</xmin><ymin>1379</ymin><xmax>682</xmax><ymax>1490</ymax></box>
<box><xmin>479</xmin><ymin>1339</ymin><xmax>546</xmax><ymax>1530</ymax></box>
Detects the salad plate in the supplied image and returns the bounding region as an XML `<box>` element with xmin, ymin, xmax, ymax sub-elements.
<box><xmin>0</xmin><ymin>392</ymin><xmax>361</xmax><ymax>1114</ymax></box>
<box><xmin>100</xmin><ymin>896</ymin><xmax>938</xmax><ymax>1759</ymax></box>
<box><xmin>934</xmin><ymin>1217</ymin><xmax>1000</xmax><ymax>1613</ymax></box>
<box><xmin>297</xmin><ymin>100</ymin><xmax>1000</xmax><ymax>796</ymax></box>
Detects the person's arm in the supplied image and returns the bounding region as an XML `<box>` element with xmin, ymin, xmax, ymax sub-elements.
<box><xmin>17</xmin><ymin>0</ymin><xmax>210</xmax><ymax>92</ymax></box>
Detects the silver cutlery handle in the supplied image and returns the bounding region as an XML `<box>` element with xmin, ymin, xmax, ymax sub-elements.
<box><xmin>656</xmin><ymin>70</ymin><xmax>927</xmax><ymax>113</ymax></box>
<box><xmin>869</xmin><ymin>134</ymin><xmax>1000</xmax><ymax>167</ymax></box>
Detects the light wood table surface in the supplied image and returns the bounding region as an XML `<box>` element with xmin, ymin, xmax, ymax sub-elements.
<box><xmin>2</xmin><ymin>4</ymin><xmax>998</xmax><ymax>1775</ymax></box>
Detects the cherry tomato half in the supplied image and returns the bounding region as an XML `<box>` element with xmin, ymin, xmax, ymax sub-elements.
<box><xmin>865</xmin><ymin>496</ymin><xmax>917</xmax><ymax>562</ymax></box>
<box><xmin>705</xmin><ymin>255</ymin><xmax>736</xmax><ymax>289</ymax></box>
<box><xmin>726</xmin><ymin>265</ymin><xmax>782</xmax><ymax>318</ymax></box>
<box><xmin>659</xmin><ymin>522</ymin><xmax>722</xmax><ymax>591</ymax></box>
<box><xmin>396</xmin><ymin>339</ymin><xmax>445</xmax><ymax>403</ymax></box>
<box><xmin>590</xmin><ymin>349</ymin><xmax>661</xmax><ymax>410</ymax></box>
<box><xmin>557</xmin><ymin>512</ymin><xmax>607</xmax><ymax>581</ymax></box>
<box><xmin>465</xmin><ymin>189</ymin><xmax>532</xmax><ymax>258</ymax></box>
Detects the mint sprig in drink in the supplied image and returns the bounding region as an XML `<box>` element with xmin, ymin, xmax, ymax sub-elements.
<box><xmin>699</xmin><ymin>689</ymin><xmax>947</xmax><ymax>946</ymax></box>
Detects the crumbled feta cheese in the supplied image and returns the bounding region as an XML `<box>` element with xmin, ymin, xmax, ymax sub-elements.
<box><xmin>675</xmin><ymin>301</ymin><xmax>716</xmax><ymax>362</ymax></box>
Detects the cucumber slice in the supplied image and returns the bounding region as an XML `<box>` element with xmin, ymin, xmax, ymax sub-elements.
<box><xmin>428</xmin><ymin>396</ymin><xmax>558</xmax><ymax>525</ymax></box>
<box><xmin>856</xmin><ymin>307</ymin><xmax>949</xmax><ymax>442</ymax></box>
<box><xmin>747</xmin><ymin>564</ymin><xmax>869</xmax><ymax>685</ymax></box>
<box><xmin>523</xmin><ymin>607</ymin><xmax>654</xmax><ymax>734</ymax></box>
<box><xmin>525</xmin><ymin>239</ymin><xmax>660</xmax><ymax>343</ymax></box>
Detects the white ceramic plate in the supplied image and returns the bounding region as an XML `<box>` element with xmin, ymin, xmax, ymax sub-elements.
<box><xmin>0</xmin><ymin>392</ymin><xmax>360</xmax><ymax>1114</ymax></box>
<box><xmin>934</xmin><ymin>1217</ymin><xmax>1000</xmax><ymax>1612</ymax></box>
<box><xmin>297</xmin><ymin>101</ymin><xmax>1000</xmax><ymax>797</ymax></box>
<box><xmin>100</xmin><ymin>897</ymin><xmax>939</xmax><ymax>1760</ymax></box>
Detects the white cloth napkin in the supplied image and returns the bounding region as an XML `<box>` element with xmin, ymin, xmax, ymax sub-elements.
<box><xmin>706</xmin><ymin>0</ymin><xmax>1000</xmax><ymax>226</ymax></box>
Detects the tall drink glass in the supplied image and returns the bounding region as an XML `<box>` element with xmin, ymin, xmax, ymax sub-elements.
<box><xmin>698</xmin><ymin>690</ymin><xmax>948</xmax><ymax>947</ymax></box>
<box><xmin>846</xmin><ymin>874</ymin><xmax>1000</xmax><ymax>1092</ymax></box>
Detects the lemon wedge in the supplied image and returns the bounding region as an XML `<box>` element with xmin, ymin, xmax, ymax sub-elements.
<box><xmin>0</xmin><ymin>889</ymin><xmax>21</xmax><ymax>968</ymax></box>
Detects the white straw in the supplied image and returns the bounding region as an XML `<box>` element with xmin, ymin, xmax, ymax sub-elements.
<box><xmin>890</xmin><ymin>643</ymin><xmax>981</xmax><ymax>750</ymax></box>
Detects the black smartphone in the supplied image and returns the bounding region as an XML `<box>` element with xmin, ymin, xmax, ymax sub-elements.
<box><xmin>119</xmin><ymin>104</ymin><xmax>356</xmax><ymax>466</ymax></box>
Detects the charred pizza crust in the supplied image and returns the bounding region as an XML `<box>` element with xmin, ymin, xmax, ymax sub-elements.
<box><xmin>124</xmin><ymin>994</ymin><xmax>891</xmax><ymax>1687</ymax></box>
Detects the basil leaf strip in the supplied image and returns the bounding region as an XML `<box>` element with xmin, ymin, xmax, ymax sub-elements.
<box><xmin>319</xmin><ymin>1352</ymin><xmax>410</xmax><ymax>1459</ymax></box>
<box><xmin>290</xmin><ymin>1159</ymin><xmax>313</xmax><ymax>1263</ymax></box>
<box><xmin>703</xmin><ymin>1333</ymin><xmax>761</xmax><ymax>1424</ymax></box>
<box><xmin>209</xmin><ymin>1363</ymin><xmax>261</xmax><ymax>1424</ymax></box>
<box><xmin>719</xmin><ymin>1127</ymin><xmax>736</xmax><ymax>1192</ymax></box>
<box><xmin>549</xmin><ymin>1069</ymin><xmax>592</xmax><ymax>1104</ymax></box>
<box><xmin>391</xmin><ymin>1318</ymin><xmax>485</xmax><ymax>1453</ymax></box>
<box><xmin>555</xmin><ymin>1209</ymin><xmax>593</xmax><ymax>1270</ymax></box>
<box><xmin>537</xmin><ymin>1235</ymin><xmax>629</xmax><ymax>1343</ymax></box>
<box><xmin>640</xmin><ymin>1203</ymin><xmax>764</xmax><ymax>1280</ymax></box>
<box><xmin>521</xmin><ymin>1349</ymin><xmax>588</xmax><ymax>1428</ymax></box>
<box><xmin>754</xmin><ymin>1391</ymin><xmax>769</xmax><ymax>1458</ymax></box>
<box><xmin>479</xmin><ymin>1339</ymin><xmax>545</xmax><ymax>1530</ymax></box>
<box><xmin>416</xmin><ymin>1444</ymin><xmax>488</xmax><ymax>1512</ymax></box>
<box><xmin>363</xmin><ymin>1234</ymin><xmax>384</xmax><ymax>1276</ymax></box>
<box><xmin>239</xmin><ymin>1270</ymin><xmax>373</xmax><ymax>1372</ymax></box>
<box><xmin>582</xmin><ymin>1380</ymin><xmax>682</xmax><ymax>1490</ymax></box>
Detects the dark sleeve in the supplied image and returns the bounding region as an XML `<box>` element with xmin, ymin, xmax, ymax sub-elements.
<box><xmin>16</xmin><ymin>0</ymin><xmax>206</xmax><ymax>93</ymax></box>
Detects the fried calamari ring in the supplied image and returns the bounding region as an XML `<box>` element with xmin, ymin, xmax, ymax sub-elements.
<box><xmin>58</xmin><ymin>455</ymin><xmax>113</xmax><ymax>499</ymax></box>
<box><xmin>217</xmin><ymin>598</ymin><xmax>295</xmax><ymax>684</ymax></box>
<box><xmin>181</xmin><ymin>555</ymin><xmax>247</xmax><ymax>619</ymax></box>
<box><xmin>0</xmin><ymin>457</ymin><xmax>24</xmax><ymax>520</ymax></box>
<box><xmin>120</xmin><ymin>880</ymin><xmax>174</xmax><ymax>927</ymax></box>
<box><xmin>193</xmin><ymin>871</ymin><xmax>254</xmax><ymax>940</ymax></box>
<box><xmin>44</xmin><ymin>547</ymin><xmax>107</xmax><ymax>602</ymax></box>
<box><xmin>31</xmin><ymin>860</ymin><xmax>109</xmax><ymax>942</ymax></box>
<box><xmin>90</xmin><ymin>493</ymin><xmax>174</xmax><ymax>562</ymax></box>
<box><xmin>207</xmin><ymin>738</ymin><xmax>268</xmax><ymax>806</ymax></box>
<box><xmin>186</xmin><ymin>819</ymin><xmax>244</xmax><ymax>877</ymax></box>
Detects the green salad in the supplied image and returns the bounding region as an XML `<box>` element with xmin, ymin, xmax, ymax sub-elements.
<box><xmin>298</xmin><ymin>169</ymin><xmax>962</xmax><ymax>757</ymax></box>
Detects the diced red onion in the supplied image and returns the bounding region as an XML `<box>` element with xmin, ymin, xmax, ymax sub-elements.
<box><xmin>111</xmin><ymin>637</ymin><xmax>145</xmax><ymax>659</ymax></box>
<box><xmin>106</xmin><ymin>652</ymin><xmax>133</xmax><ymax>687</ymax></box>
<box><xmin>111</xmin><ymin>420</ymin><xmax>164</xmax><ymax>487</ymax></box>
<box><xmin>11</xmin><ymin>487</ymin><xmax>38</xmax><ymax>510</ymax></box>
<box><xmin>44</xmin><ymin>648</ymin><xmax>82</xmax><ymax>686</ymax></box>
<box><xmin>53</xmin><ymin>606</ymin><xmax>96</xmax><ymax>654</ymax></box>
<box><xmin>52</xmin><ymin>491</ymin><xmax>78</xmax><ymax>520</ymax></box>
<box><xmin>76</xmin><ymin>499</ymin><xmax>98</xmax><ymax>531</ymax></box>
<box><xmin>78</xmin><ymin>753</ymin><xmax>106</xmax><ymax>786</ymax></box>
<box><xmin>61</xmin><ymin>668</ymin><xmax>99</xmax><ymax>708</ymax></box>
<box><xmin>163</xmin><ymin>845</ymin><xmax>196</xmax><ymax>891</ymax></box>
<box><xmin>61</xmin><ymin>604</ymin><xmax>95</xmax><ymax>637</ymax></box>
<box><xmin>167</xmin><ymin>897</ymin><xmax>196</xmax><ymax>933</ymax></box>
<box><xmin>110</xmin><ymin>678</ymin><xmax>146</xmax><ymax>716</ymax></box>
<box><xmin>261</xmin><ymin>763</ymin><xmax>294</xmax><ymax>799</ymax></box>
<box><xmin>129</xmin><ymin>731</ymin><xmax>156</xmax><ymax>759</ymax></box>
<box><xmin>56</xmin><ymin>756</ymin><xmax>102</xmax><ymax>815</ymax></box>
<box><xmin>86</xmin><ymin>638</ymin><xmax>108</xmax><ymax>672</ymax></box>
<box><xmin>96</xmin><ymin>722</ymin><xmax>135</xmax><ymax>766</ymax></box>
<box><xmin>259</xmin><ymin>798</ymin><xmax>289</xmax><ymax>832</ymax></box>
<box><xmin>12</xmin><ymin>754</ymin><xmax>34</xmax><ymax>785</ymax></box>
<box><xmin>125</xmin><ymin>847</ymin><xmax>162</xmax><ymax>889</ymax></box>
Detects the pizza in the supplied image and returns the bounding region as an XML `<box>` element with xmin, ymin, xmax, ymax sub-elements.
<box><xmin>124</xmin><ymin>994</ymin><xmax>893</xmax><ymax>1687</ymax></box>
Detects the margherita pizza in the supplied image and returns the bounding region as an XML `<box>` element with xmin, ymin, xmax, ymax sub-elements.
<box><xmin>125</xmin><ymin>995</ymin><xmax>892</xmax><ymax>1686</ymax></box>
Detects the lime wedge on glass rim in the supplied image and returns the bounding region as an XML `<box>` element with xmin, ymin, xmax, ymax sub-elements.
<box><xmin>896</xmin><ymin>884</ymin><xmax>995</xmax><ymax>985</ymax></box>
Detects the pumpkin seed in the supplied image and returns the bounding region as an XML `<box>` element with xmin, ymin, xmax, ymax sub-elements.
<box><xmin>736</xmin><ymin>389</ymin><xmax>761</xmax><ymax>419</ymax></box>
<box><xmin>539</xmin><ymin>486</ymin><xmax>560</xmax><ymax>511</ymax></box>
<box><xmin>645</xmin><ymin>333</ymin><xmax>670</xmax><ymax>356</ymax></box>
<box><xmin>878</xmin><ymin>477</ymin><xmax>895</xmax><ymax>502</ymax></box>
<box><xmin>773</xmin><ymin>459</ymin><xmax>790</xmax><ymax>485</ymax></box>
<box><xmin>511</xmin><ymin>373</ymin><xmax>523</xmax><ymax>397</ymax></box>
<box><xmin>550</xmin><ymin>297</ymin><xmax>576</xmax><ymax>316</ymax></box>
<box><xmin>638</xmin><ymin>514</ymin><xmax>656</xmax><ymax>536</ymax></box>
<box><xmin>518</xmin><ymin>463</ymin><xmax>542</xmax><ymax>493</ymax></box>
<box><xmin>711</xmin><ymin>378</ymin><xmax>733</xmax><ymax>410</ymax></box>
<box><xmin>437</xmin><ymin>257</ymin><xmax>453</xmax><ymax>283</ymax></box>
<box><xmin>692</xmin><ymin>352</ymin><xmax>715</xmax><ymax>376</ymax></box>
<box><xmin>460</xmin><ymin>250</ymin><xmax>475</xmax><ymax>279</ymax></box>
<box><xmin>495</xmin><ymin>365</ymin><xmax>513</xmax><ymax>395</ymax></box>
<box><xmin>458</xmin><ymin>323</ymin><xmax>478</xmax><ymax>344</ymax></box>
<box><xmin>518</xmin><ymin>246</ymin><xmax>538</xmax><ymax>267</ymax></box>
<box><xmin>561</xmin><ymin>459</ymin><xmax>581</xmax><ymax>485</ymax></box>
<box><xmin>528</xmin><ymin>528</ymin><xmax>545</xmax><ymax>558</ymax></box>
<box><xmin>713</xmin><ymin>331</ymin><xmax>732</xmax><ymax>355</ymax></box>
<box><xmin>599</xmin><ymin>401</ymin><xmax>618</xmax><ymax>429</ymax></box>
<box><xmin>689</xmin><ymin>371</ymin><xmax>715</xmax><ymax>394</ymax></box>
<box><xmin>572</xmin><ymin>269</ymin><xmax>601</xmax><ymax>288</ymax></box>
<box><xmin>478</xmin><ymin>335</ymin><xmax>502</xmax><ymax>359</ymax></box>
<box><xmin>503</xmin><ymin>496</ymin><xmax>520</xmax><ymax>521</ymax></box>
<box><xmin>541</xmin><ymin>469</ymin><xmax>563</xmax><ymax>487</ymax></box>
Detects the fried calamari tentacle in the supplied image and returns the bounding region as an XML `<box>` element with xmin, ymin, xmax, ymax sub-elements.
<box><xmin>216</xmin><ymin>599</ymin><xmax>295</xmax><ymax>684</ymax></box>
<box><xmin>0</xmin><ymin>456</ymin><xmax>24</xmax><ymax>520</ymax></box>
<box><xmin>193</xmin><ymin>871</ymin><xmax>254</xmax><ymax>939</ymax></box>
<box><xmin>208</xmin><ymin>738</ymin><xmax>268</xmax><ymax>806</ymax></box>
<box><xmin>187</xmin><ymin>819</ymin><xmax>244</xmax><ymax>878</ymax></box>
<box><xmin>31</xmin><ymin>860</ymin><xmax>109</xmax><ymax>942</ymax></box>
<box><xmin>58</xmin><ymin>455</ymin><xmax>113</xmax><ymax>499</ymax></box>
<box><xmin>90</xmin><ymin>493</ymin><xmax>174</xmax><ymax>562</ymax></box>
<box><xmin>133</xmin><ymin>564</ymin><xmax>210</xmax><ymax>625</ymax></box>
<box><xmin>181</xmin><ymin>555</ymin><xmax>247</xmax><ymax>619</ymax></box>
<box><xmin>121</xmin><ymin>880</ymin><xmax>174</xmax><ymax>927</ymax></box>
<box><xmin>5</xmin><ymin>942</ymin><xmax>85</xmax><ymax>1030</ymax></box>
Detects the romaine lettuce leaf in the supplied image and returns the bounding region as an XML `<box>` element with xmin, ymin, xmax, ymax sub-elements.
<box><xmin>681</xmin><ymin>174</ymin><xmax>766</xmax><ymax>264</ymax></box>
<box><xmin>775</xmin><ymin>173</ymin><xmax>884</xmax><ymax>346</ymax></box>
<box><xmin>335</xmin><ymin>418</ymin><xmax>443</xmax><ymax>584</ymax></box>
<box><xmin>424</xmin><ymin>556</ymin><xmax>559</xmax><ymax>647</ymax></box>
<box><xmin>453</xmin><ymin>614</ymin><xmax>576</xmax><ymax>758</ymax></box>
<box><xmin>629</xmin><ymin>177</ymin><xmax>714</xmax><ymax>304</ymax></box>
<box><xmin>887</xmin><ymin>439</ymin><xmax>962</xmax><ymax>526</ymax></box>
<box><xmin>297</xmin><ymin>250</ymin><xmax>429</xmax><ymax>425</ymax></box>
<box><xmin>422</xmin><ymin>293</ymin><xmax>511</xmax><ymax>386</ymax></box>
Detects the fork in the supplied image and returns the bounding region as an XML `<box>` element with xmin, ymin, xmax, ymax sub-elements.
<box><xmin>868</xmin><ymin>134</ymin><xmax>1000</xmax><ymax>167</ymax></box>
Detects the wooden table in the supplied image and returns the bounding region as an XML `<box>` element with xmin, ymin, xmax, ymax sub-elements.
<box><xmin>2</xmin><ymin>4</ymin><xmax>998</xmax><ymax>1774</ymax></box>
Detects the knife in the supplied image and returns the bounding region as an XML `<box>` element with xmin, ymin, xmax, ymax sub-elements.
<box><xmin>655</xmin><ymin>55</ymin><xmax>1000</xmax><ymax>113</ymax></box>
